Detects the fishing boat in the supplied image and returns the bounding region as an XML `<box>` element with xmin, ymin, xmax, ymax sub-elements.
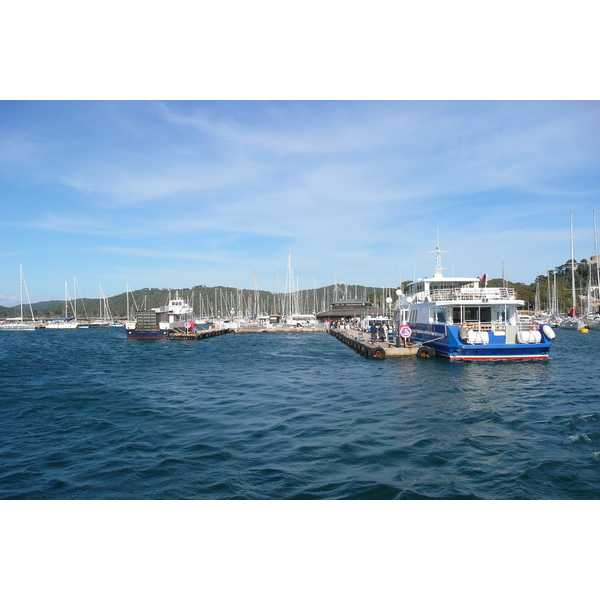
<box><xmin>392</xmin><ymin>246</ymin><xmax>554</xmax><ymax>360</ymax></box>
<box><xmin>0</xmin><ymin>265</ymin><xmax>36</xmax><ymax>331</ymax></box>
<box><xmin>126</xmin><ymin>290</ymin><xmax>196</xmax><ymax>339</ymax></box>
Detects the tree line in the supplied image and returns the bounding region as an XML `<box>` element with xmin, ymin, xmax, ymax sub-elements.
<box><xmin>2</xmin><ymin>259</ymin><xmax>597</xmax><ymax>319</ymax></box>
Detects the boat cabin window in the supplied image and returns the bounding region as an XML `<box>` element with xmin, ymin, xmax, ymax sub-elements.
<box><xmin>464</xmin><ymin>307</ymin><xmax>478</xmax><ymax>321</ymax></box>
<box><xmin>430</xmin><ymin>282</ymin><xmax>455</xmax><ymax>291</ymax></box>
<box><xmin>462</xmin><ymin>306</ymin><xmax>492</xmax><ymax>322</ymax></box>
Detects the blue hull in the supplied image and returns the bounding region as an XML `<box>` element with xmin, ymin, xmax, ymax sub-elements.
<box><xmin>408</xmin><ymin>323</ymin><xmax>551</xmax><ymax>360</ymax></box>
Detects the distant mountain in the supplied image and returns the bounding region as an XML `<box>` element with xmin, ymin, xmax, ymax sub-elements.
<box><xmin>2</xmin><ymin>260</ymin><xmax>594</xmax><ymax>319</ymax></box>
<box><xmin>1</xmin><ymin>283</ymin><xmax>398</xmax><ymax>319</ymax></box>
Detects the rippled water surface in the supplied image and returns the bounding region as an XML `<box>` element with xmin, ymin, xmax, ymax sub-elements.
<box><xmin>1</xmin><ymin>328</ymin><xmax>599</xmax><ymax>499</ymax></box>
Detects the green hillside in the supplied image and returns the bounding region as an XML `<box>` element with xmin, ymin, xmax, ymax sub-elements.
<box><xmin>488</xmin><ymin>258</ymin><xmax>597</xmax><ymax>313</ymax></box>
<box><xmin>2</xmin><ymin>258</ymin><xmax>596</xmax><ymax>319</ymax></box>
<box><xmin>0</xmin><ymin>283</ymin><xmax>398</xmax><ymax>319</ymax></box>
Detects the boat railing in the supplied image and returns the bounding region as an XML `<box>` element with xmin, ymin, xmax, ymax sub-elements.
<box><xmin>430</xmin><ymin>288</ymin><xmax>516</xmax><ymax>302</ymax></box>
<box><xmin>450</xmin><ymin>321</ymin><xmax>536</xmax><ymax>332</ymax></box>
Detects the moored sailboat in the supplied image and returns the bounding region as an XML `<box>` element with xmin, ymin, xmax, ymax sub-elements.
<box><xmin>0</xmin><ymin>264</ymin><xmax>36</xmax><ymax>331</ymax></box>
<box><xmin>585</xmin><ymin>209</ymin><xmax>600</xmax><ymax>330</ymax></box>
<box><xmin>46</xmin><ymin>280</ymin><xmax>78</xmax><ymax>329</ymax></box>
<box><xmin>559</xmin><ymin>210</ymin><xmax>586</xmax><ymax>330</ymax></box>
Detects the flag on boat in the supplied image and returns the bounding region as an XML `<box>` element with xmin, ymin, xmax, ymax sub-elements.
<box><xmin>480</xmin><ymin>273</ymin><xmax>487</xmax><ymax>286</ymax></box>
<box><xmin>568</xmin><ymin>308</ymin><xmax>578</xmax><ymax>317</ymax></box>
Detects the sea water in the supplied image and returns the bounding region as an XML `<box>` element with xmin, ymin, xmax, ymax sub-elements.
<box><xmin>1</xmin><ymin>328</ymin><xmax>599</xmax><ymax>499</ymax></box>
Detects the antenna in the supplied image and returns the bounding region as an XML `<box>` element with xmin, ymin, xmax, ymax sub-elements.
<box><xmin>429</xmin><ymin>240</ymin><xmax>448</xmax><ymax>276</ymax></box>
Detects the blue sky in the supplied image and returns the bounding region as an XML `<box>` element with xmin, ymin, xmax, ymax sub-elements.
<box><xmin>1</xmin><ymin>100</ymin><xmax>599</xmax><ymax>305</ymax></box>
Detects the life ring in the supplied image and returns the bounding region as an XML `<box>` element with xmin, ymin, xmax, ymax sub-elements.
<box><xmin>530</xmin><ymin>321</ymin><xmax>540</xmax><ymax>331</ymax></box>
<box><xmin>417</xmin><ymin>346</ymin><xmax>435</xmax><ymax>359</ymax></box>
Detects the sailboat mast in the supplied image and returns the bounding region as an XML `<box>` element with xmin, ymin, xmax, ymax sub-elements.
<box><xmin>547</xmin><ymin>267</ymin><xmax>550</xmax><ymax>313</ymax></box>
<box><xmin>20</xmin><ymin>263</ymin><xmax>24</xmax><ymax>322</ymax></box>
<box><xmin>569</xmin><ymin>209</ymin><xmax>576</xmax><ymax>313</ymax></box>
<box><xmin>594</xmin><ymin>209</ymin><xmax>600</xmax><ymax>310</ymax></box>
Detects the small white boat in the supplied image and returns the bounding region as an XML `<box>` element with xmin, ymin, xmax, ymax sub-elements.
<box><xmin>585</xmin><ymin>316</ymin><xmax>600</xmax><ymax>330</ymax></box>
<box><xmin>46</xmin><ymin>280</ymin><xmax>79</xmax><ymax>329</ymax></box>
<box><xmin>46</xmin><ymin>319</ymin><xmax>78</xmax><ymax>329</ymax></box>
<box><xmin>559</xmin><ymin>315</ymin><xmax>586</xmax><ymax>330</ymax></box>
<box><xmin>584</xmin><ymin>209</ymin><xmax>600</xmax><ymax>331</ymax></box>
<box><xmin>0</xmin><ymin>318</ymin><xmax>35</xmax><ymax>331</ymax></box>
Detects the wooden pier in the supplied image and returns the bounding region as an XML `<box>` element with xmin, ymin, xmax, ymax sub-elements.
<box><xmin>329</xmin><ymin>328</ymin><xmax>419</xmax><ymax>359</ymax></box>
<box><xmin>166</xmin><ymin>325</ymin><xmax>420</xmax><ymax>360</ymax></box>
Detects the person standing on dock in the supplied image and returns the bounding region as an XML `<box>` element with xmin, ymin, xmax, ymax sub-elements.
<box><xmin>370</xmin><ymin>323</ymin><xmax>377</xmax><ymax>342</ymax></box>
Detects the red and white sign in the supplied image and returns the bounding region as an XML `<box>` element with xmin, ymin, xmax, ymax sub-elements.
<box><xmin>184</xmin><ymin>321</ymin><xmax>195</xmax><ymax>330</ymax></box>
<box><xmin>399</xmin><ymin>325</ymin><xmax>412</xmax><ymax>338</ymax></box>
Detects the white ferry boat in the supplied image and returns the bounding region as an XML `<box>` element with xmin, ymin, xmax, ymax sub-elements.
<box><xmin>126</xmin><ymin>291</ymin><xmax>196</xmax><ymax>339</ymax></box>
<box><xmin>393</xmin><ymin>247</ymin><xmax>554</xmax><ymax>360</ymax></box>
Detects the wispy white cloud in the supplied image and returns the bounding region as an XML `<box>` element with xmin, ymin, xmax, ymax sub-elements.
<box><xmin>155</xmin><ymin>102</ymin><xmax>395</xmax><ymax>156</ymax></box>
<box><xmin>1</xmin><ymin>101</ymin><xmax>599</xmax><ymax>298</ymax></box>
<box><xmin>15</xmin><ymin>214</ymin><xmax>115</xmax><ymax>235</ymax></box>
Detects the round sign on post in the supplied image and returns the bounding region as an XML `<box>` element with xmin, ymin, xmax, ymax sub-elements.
<box><xmin>184</xmin><ymin>321</ymin><xmax>194</xmax><ymax>330</ymax></box>
<box><xmin>399</xmin><ymin>325</ymin><xmax>412</xmax><ymax>339</ymax></box>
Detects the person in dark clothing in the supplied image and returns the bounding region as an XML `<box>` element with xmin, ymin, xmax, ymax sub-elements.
<box><xmin>369</xmin><ymin>323</ymin><xmax>377</xmax><ymax>342</ymax></box>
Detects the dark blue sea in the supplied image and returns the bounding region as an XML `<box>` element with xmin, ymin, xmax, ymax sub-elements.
<box><xmin>1</xmin><ymin>327</ymin><xmax>599</xmax><ymax>500</ymax></box>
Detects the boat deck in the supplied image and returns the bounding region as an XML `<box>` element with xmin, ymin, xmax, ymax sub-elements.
<box><xmin>165</xmin><ymin>328</ymin><xmax>233</xmax><ymax>340</ymax></box>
